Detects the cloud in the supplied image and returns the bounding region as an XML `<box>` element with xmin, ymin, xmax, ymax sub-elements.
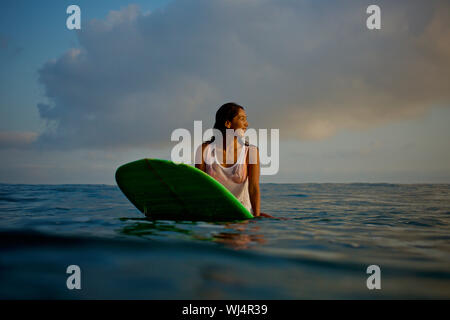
<box><xmin>0</xmin><ymin>131</ymin><xmax>37</xmax><ymax>149</ymax></box>
<box><xmin>36</xmin><ymin>0</ymin><xmax>450</xmax><ymax>150</ymax></box>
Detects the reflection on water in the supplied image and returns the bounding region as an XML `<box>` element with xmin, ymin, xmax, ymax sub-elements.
<box><xmin>119</xmin><ymin>218</ymin><xmax>195</xmax><ymax>237</ymax></box>
<box><xmin>210</xmin><ymin>222</ymin><xmax>266</xmax><ymax>250</ymax></box>
<box><xmin>119</xmin><ymin>218</ymin><xmax>266</xmax><ymax>250</ymax></box>
<box><xmin>1</xmin><ymin>183</ymin><xmax>450</xmax><ymax>298</ymax></box>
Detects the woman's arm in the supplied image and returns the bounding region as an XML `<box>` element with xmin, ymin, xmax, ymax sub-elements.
<box><xmin>247</xmin><ymin>146</ymin><xmax>261</xmax><ymax>217</ymax></box>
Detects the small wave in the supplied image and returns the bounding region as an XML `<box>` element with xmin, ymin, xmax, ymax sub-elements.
<box><xmin>0</xmin><ymin>197</ymin><xmax>20</xmax><ymax>203</ymax></box>
<box><xmin>403</xmin><ymin>221</ymin><xmax>433</xmax><ymax>227</ymax></box>
<box><xmin>0</xmin><ymin>196</ymin><xmax>39</xmax><ymax>203</ymax></box>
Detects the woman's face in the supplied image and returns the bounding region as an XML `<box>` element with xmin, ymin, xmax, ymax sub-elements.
<box><xmin>226</xmin><ymin>108</ymin><xmax>248</xmax><ymax>132</ymax></box>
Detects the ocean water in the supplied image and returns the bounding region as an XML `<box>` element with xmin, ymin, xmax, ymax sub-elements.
<box><xmin>1</xmin><ymin>183</ymin><xmax>449</xmax><ymax>299</ymax></box>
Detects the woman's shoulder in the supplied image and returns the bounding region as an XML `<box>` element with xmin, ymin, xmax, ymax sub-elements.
<box><xmin>199</xmin><ymin>141</ymin><xmax>212</xmax><ymax>149</ymax></box>
<box><xmin>195</xmin><ymin>141</ymin><xmax>213</xmax><ymax>165</ymax></box>
<box><xmin>201</xmin><ymin>141</ymin><xmax>213</xmax><ymax>150</ymax></box>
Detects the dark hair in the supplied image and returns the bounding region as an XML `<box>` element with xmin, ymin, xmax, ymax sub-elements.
<box><xmin>207</xmin><ymin>102</ymin><xmax>248</xmax><ymax>145</ymax></box>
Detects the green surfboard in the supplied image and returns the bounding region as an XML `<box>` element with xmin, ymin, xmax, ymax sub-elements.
<box><xmin>115</xmin><ymin>159</ymin><xmax>254</xmax><ymax>221</ymax></box>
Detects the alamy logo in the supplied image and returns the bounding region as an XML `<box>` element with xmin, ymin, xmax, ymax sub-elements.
<box><xmin>66</xmin><ymin>5</ymin><xmax>81</xmax><ymax>30</ymax></box>
<box><xmin>171</xmin><ymin>121</ymin><xmax>279</xmax><ymax>175</ymax></box>
<box><xmin>366</xmin><ymin>5</ymin><xmax>381</xmax><ymax>30</ymax></box>
<box><xmin>366</xmin><ymin>265</ymin><xmax>381</xmax><ymax>290</ymax></box>
<box><xmin>66</xmin><ymin>265</ymin><xmax>81</xmax><ymax>290</ymax></box>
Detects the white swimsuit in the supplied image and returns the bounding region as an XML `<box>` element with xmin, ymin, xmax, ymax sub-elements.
<box><xmin>203</xmin><ymin>141</ymin><xmax>253</xmax><ymax>214</ymax></box>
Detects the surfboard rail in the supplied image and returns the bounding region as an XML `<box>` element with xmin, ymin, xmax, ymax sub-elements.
<box><xmin>115</xmin><ymin>159</ymin><xmax>254</xmax><ymax>221</ymax></box>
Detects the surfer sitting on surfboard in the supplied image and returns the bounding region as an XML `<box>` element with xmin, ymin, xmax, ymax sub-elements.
<box><xmin>195</xmin><ymin>102</ymin><xmax>273</xmax><ymax>218</ymax></box>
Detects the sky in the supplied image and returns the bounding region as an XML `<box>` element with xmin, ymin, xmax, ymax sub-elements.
<box><xmin>0</xmin><ymin>0</ymin><xmax>449</xmax><ymax>184</ymax></box>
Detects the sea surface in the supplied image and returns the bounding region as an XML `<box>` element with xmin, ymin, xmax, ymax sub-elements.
<box><xmin>1</xmin><ymin>183</ymin><xmax>449</xmax><ymax>299</ymax></box>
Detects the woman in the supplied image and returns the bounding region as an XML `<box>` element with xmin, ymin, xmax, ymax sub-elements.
<box><xmin>195</xmin><ymin>102</ymin><xmax>273</xmax><ymax>218</ymax></box>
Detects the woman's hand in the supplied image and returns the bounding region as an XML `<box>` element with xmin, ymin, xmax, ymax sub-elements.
<box><xmin>259</xmin><ymin>212</ymin><xmax>275</xmax><ymax>218</ymax></box>
<box><xmin>255</xmin><ymin>212</ymin><xmax>290</xmax><ymax>220</ymax></box>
